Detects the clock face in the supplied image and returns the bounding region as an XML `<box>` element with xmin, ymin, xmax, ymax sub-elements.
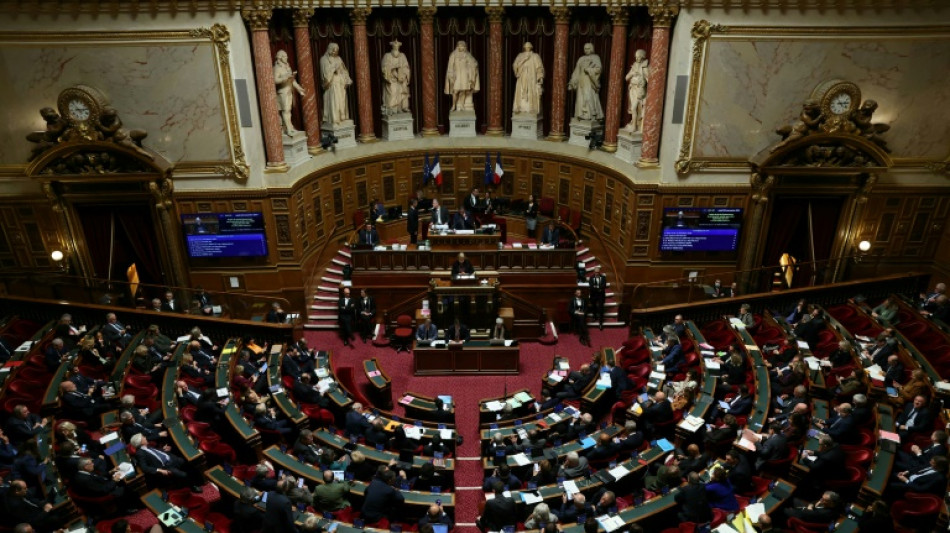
<box><xmin>829</xmin><ymin>92</ymin><xmax>852</xmax><ymax>115</ymax></box>
<box><xmin>67</xmin><ymin>99</ymin><xmax>91</xmax><ymax>121</ymax></box>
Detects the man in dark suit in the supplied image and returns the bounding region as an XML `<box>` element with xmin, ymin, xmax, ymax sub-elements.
<box><xmin>407</xmin><ymin>198</ymin><xmax>419</xmax><ymax>244</ymax></box>
<box><xmin>59</xmin><ymin>381</ymin><xmax>110</xmax><ymax>422</ymax></box>
<box><xmin>660</xmin><ymin>338</ymin><xmax>686</xmax><ymax>374</ymax></box>
<box><xmin>430</xmin><ymin>198</ymin><xmax>449</xmax><ymax>227</ymax></box>
<box><xmin>292</xmin><ymin>430</ymin><xmax>324</xmax><ymax>465</ymax></box>
<box><xmin>446</xmin><ymin>319</ymin><xmax>470</xmax><ymax>343</ymax></box>
<box><xmin>130</xmin><ymin>433</ymin><xmax>200</xmax><ymax>490</ymax></box>
<box><xmin>861</xmin><ymin>336</ymin><xmax>897</xmax><ymax>368</ymax></box>
<box><xmin>357</xmin><ymin>289</ymin><xmax>376</xmax><ymax>342</ymax></box>
<box><xmin>783</xmin><ymin>491</ymin><xmax>841</xmax><ymax>526</ymax></box>
<box><xmin>897</xmin><ymin>395</ymin><xmax>932</xmax><ymax>440</ymax></box>
<box><xmin>344</xmin><ymin>403</ymin><xmax>372</xmax><ymax>437</ymax></box>
<box><xmin>72</xmin><ymin>457</ymin><xmax>136</xmax><ymax>509</ymax></box>
<box><xmin>292</xmin><ymin>374</ymin><xmax>327</xmax><ymax>407</ymax></box>
<box><xmin>361</xmin><ymin>469</ymin><xmax>405</xmax><ymax>525</ymax></box>
<box><xmin>338</xmin><ymin>287</ymin><xmax>356</xmax><ymax>346</ymax></box>
<box><xmin>160</xmin><ymin>290</ymin><xmax>181</xmax><ymax>313</ymax></box>
<box><xmin>465</xmin><ymin>188</ymin><xmax>481</xmax><ymax>214</ymax></box>
<box><xmin>889</xmin><ymin>456</ymin><xmax>949</xmax><ymax>497</ymax></box>
<box><xmin>557</xmin><ymin>492</ymin><xmax>591</xmax><ymax>524</ymax></box>
<box><xmin>588</xmin><ymin>265</ymin><xmax>607</xmax><ymax>329</ymax></box>
<box><xmin>883</xmin><ymin>355</ymin><xmax>905</xmax><ymax>387</ymax></box>
<box><xmin>452</xmin><ymin>206</ymin><xmax>475</xmax><ymax>230</ymax></box>
<box><xmin>642</xmin><ymin>391</ymin><xmax>673</xmax><ymax>438</ymax></box>
<box><xmin>607</xmin><ymin>361</ymin><xmax>631</xmax><ymax>400</ymax></box>
<box><xmin>793</xmin><ymin>309</ymin><xmax>825</xmax><ymax>348</ymax></box>
<box><xmin>478</xmin><ymin>481</ymin><xmax>516</xmax><ymax>532</ymax></box>
<box><xmin>418</xmin><ymin>503</ymin><xmax>454</xmax><ymax>530</ymax></box>
<box><xmin>102</xmin><ymin>313</ymin><xmax>133</xmax><ymax>349</ymax></box>
<box><xmin>262</xmin><ymin>479</ymin><xmax>297</xmax><ymax>533</ymax></box>
<box><xmin>451</xmin><ymin>252</ymin><xmax>475</xmax><ymax>277</ymax></box>
<box><xmin>416</xmin><ymin>318</ymin><xmax>438</xmax><ymax>341</ymax></box>
<box><xmin>817</xmin><ymin>402</ymin><xmax>859</xmax><ymax>445</ymax></box>
<box><xmin>555</xmin><ymin>364</ymin><xmax>595</xmax><ymax>401</ymax></box>
<box><xmin>358</xmin><ymin>222</ymin><xmax>379</xmax><ymax>246</ymax></box>
<box><xmin>896</xmin><ymin>430</ymin><xmax>948</xmax><ymax>471</ymax></box>
<box><xmin>119</xmin><ymin>410</ymin><xmax>167</xmax><ymax>443</ymax></box>
<box><xmin>569</xmin><ymin>289</ymin><xmax>589</xmax><ymax>346</ymax></box>
<box><xmin>724</xmin><ymin>385</ymin><xmax>754</xmax><ymax>417</ymax></box>
<box><xmin>1</xmin><ymin>480</ymin><xmax>60</xmax><ymax>532</ymax></box>
<box><xmin>675</xmin><ymin>472</ymin><xmax>712</xmax><ymax>523</ymax></box>
<box><xmin>584</xmin><ymin>433</ymin><xmax>618</xmax><ymax>462</ymax></box>
<box><xmin>755</xmin><ymin>422</ymin><xmax>789</xmax><ymax>471</ymax></box>
<box><xmin>541</xmin><ymin>221</ymin><xmax>560</xmax><ymax>246</ymax></box>
<box><xmin>723</xmin><ymin>450</ymin><xmax>754</xmax><ymax>494</ymax></box>
<box><xmin>799</xmin><ymin>435</ymin><xmax>846</xmax><ymax>492</ymax></box>
<box><xmin>44</xmin><ymin>338</ymin><xmax>68</xmax><ymax>372</ymax></box>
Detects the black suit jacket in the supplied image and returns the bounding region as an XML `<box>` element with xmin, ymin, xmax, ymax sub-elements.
<box><xmin>71</xmin><ymin>470</ymin><xmax>121</xmax><ymax>497</ymax></box>
<box><xmin>569</xmin><ymin>296</ymin><xmax>587</xmax><ymax>318</ymax></box>
<box><xmin>262</xmin><ymin>491</ymin><xmax>297</xmax><ymax>533</ymax></box>
<box><xmin>807</xmin><ymin>445</ymin><xmax>846</xmax><ymax>482</ymax></box>
<box><xmin>785</xmin><ymin>504</ymin><xmax>839</xmax><ymax>525</ymax></box>
<box><xmin>897</xmin><ymin>404</ymin><xmax>932</xmax><ymax>433</ymax></box>
<box><xmin>338</xmin><ymin>297</ymin><xmax>356</xmax><ymax>322</ymax></box>
<box><xmin>407</xmin><ymin>207</ymin><xmax>419</xmax><ymax>234</ymax></box>
<box><xmin>5</xmin><ymin>416</ymin><xmax>41</xmax><ymax>446</ymax></box>
<box><xmin>643</xmin><ymin>399</ymin><xmax>673</xmax><ymax>425</ymax></box>
<box><xmin>292</xmin><ymin>382</ymin><xmax>324</xmax><ymax>406</ymax></box>
<box><xmin>361</xmin><ymin>478</ymin><xmax>405</xmax><ymax>523</ymax></box>
<box><xmin>756</xmin><ymin>433</ymin><xmax>789</xmax><ymax>469</ymax></box>
<box><xmin>675</xmin><ymin>483</ymin><xmax>713</xmax><ymax>523</ymax></box>
<box><xmin>446</xmin><ymin>324</ymin><xmax>470</xmax><ymax>342</ymax></box>
<box><xmin>452</xmin><ymin>213</ymin><xmax>475</xmax><ymax>230</ymax></box>
<box><xmin>358</xmin><ymin>297</ymin><xmax>376</xmax><ymax>319</ymax></box>
<box><xmin>160</xmin><ymin>300</ymin><xmax>181</xmax><ymax>313</ymax></box>
<box><xmin>451</xmin><ymin>260</ymin><xmax>474</xmax><ymax>277</ymax></box>
<box><xmin>541</xmin><ymin>226</ymin><xmax>560</xmax><ymax>245</ymax></box>
<box><xmin>481</xmin><ymin>495</ymin><xmax>517</xmax><ymax>531</ymax></box>
<box><xmin>430</xmin><ymin>206</ymin><xmax>450</xmax><ymax>226</ymax></box>
<box><xmin>358</xmin><ymin>228</ymin><xmax>379</xmax><ymax>246</ymax></box>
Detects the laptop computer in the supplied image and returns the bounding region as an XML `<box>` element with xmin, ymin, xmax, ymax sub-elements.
<box><xmin>416</xmin><ymin>339</ymin><xmax>433</xmax><ymax>347</ymax></box>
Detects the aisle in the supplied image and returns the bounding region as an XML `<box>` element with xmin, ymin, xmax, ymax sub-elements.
<box><xmin>304</xmin><ymin>327</ymin><xmax>629</xmax><ymax>532</ymax></box>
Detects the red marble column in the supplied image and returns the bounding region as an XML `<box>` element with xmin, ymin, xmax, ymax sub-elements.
<box><xmin>485</xmin><ymin>7</ymin><xmax>505</xmax><ymax>136</ymax></box>
<box><xmin>243</xmin><ymin>8</ymin><xmax>286</xmax><ymax>170</ymax></box>
<box><xmin>418</xmin><ymin>7</ymin><xmax>439</xmax><ymax>137</ymax></box>
<box><xmin>601</xmin><ymin>7</ymin><xmax>629</xmax><ymax>153</ymax></box>
<box><xmin>293</xmin><ymin>9</ymin><xmax>322</xmax><ymax>154</ymax></box>
<box><xmin>547</xmin><ymin>7</ymin><xmax>571</xmax><ymax>142</ymax></box>
<box><xmin>350</xmin><ymin>8</ymin><xmax>377</xmax><ymax>143</ymax></box>
<box><xmin>638</xmin><ymin>6</ymin><xmax>678</xmax><ymax>167</ymax></box>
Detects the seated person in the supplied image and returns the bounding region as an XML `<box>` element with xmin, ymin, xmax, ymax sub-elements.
<box><xmin>704</xmin><ymin>466</ymin><xmax>739</xmax><ymax>512</ymax></box>
<box><xmin>541</xmin><ymin>221</ymin><xmax>560</xmax><ymax>246</ymax></box>
<box><xmin>101</xmin><ymin>312</ymin><xmax>133</xmax><ymax>349</ymax></box>
<box><xmin>129</xmin><ymin>433</ymin><xmax>203</xmax><ymax>491</ymax></box>
<box><xmin>446</xmin><ymin>319</ymin><xmax>470</xmax><ymax>343</ymax></box>
<box><xmin>452</xmin><ymin>206</ymin><xmax>476</xmax><ymax>230</ymax></box>
<box><xmin>416</xmin><ymin>318</ymin><xmax>438</xmax><ymax>342</ymax></box>
<box><xmin>44</xmin><ymin>338</ymin><xmax>68</xmax><ymax>372</ymax></box>
<box><xmin>783</xmin><ymin>491</ymin><xmax>842</xmax><ymax>526</ymax></box>
<box><xmin>451</xmin><ymin>252</ymin><xmax>475</xmax><ymax>277</ymax></box>
<box><xmin>888</xmin><ymin>455</ymin><xmax>949</xmax><ymax>497</ymax></box>
<box><xmin>490</xmin><ymin>317</ymin><xmax>505</xmax><ymax>340</ymax></box>
<box><xmin>358</xmin><ymin>222</ymin><xmax>379</xmax><ymax>246</ymax></box>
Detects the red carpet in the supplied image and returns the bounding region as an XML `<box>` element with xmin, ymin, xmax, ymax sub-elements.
<box><xmin>304</xmin><ymin>327</ymin><xmax>629</xmax><ymax>531</ymax></box>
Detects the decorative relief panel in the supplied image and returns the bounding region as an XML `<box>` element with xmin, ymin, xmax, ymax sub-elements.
<box><xmin>636</xmin><ymin>210</ymin><xmax>651</xmax><ymax>241</ymax></box>
<box><xmin>275</xmin><ymin>215</ymin><xmax>291</xmax><ymax>245</ymax></box>
<box><xmin>559</xmin><ymin>178</ymin><xmax>570</xmax><ymax>205</ymax></box>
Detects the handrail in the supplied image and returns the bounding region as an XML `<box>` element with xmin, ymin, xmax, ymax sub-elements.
<box><xmin>0</xmin><ymin>271</ymin><xmax>290</xmax><ymax>323</ymax></box>
<box><xmin>498</xmin><ymin>287</ymin><xmax>545</xmax><ymax>322</ymax></box>
<box><xmin>381</xmin><ymin>288</ymin><xmax>431</xmax><ymax>327</ymax></box>
<box><xmin>584</xmin><ymin>223</ymin><xmax>624</xmax><ymax>299</ymax></box>
<box><xmin>302</xmin><ymin>226</ymin><xmax>353</xmax><ymax>312</ymax></box>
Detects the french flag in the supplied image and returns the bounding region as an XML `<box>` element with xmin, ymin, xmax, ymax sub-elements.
<box><xmin>493</xmin><ymin>152</ymin><xmax>504</xmax><ymax>185</ymax></box>
<box><xmin>432</xmin><ymin>154</ymin><xmax>443</xmax><ymax>186</ymax></box>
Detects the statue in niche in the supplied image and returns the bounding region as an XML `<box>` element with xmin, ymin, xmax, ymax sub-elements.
<box><xmin>273</xmin><ymin>50</ymin><xmax>305</xmax><ymax>135</ymax></box>
<box><xmin>512</xmin><ymin>42</ymin><xmax>544</xmax><ymax>115</ymax></box>
<box><xmin>381</xmin><ymin>40</ymin><xmax>411</xmax><ymax>115</ymax></box>
<box><xmin>320</xmin><ymin>43</ymin><xmax>353</xmax><ymax>126</ymax></box>
<box><xmin>567</xmin><ymin>43</ymin><xmax>603</xmax><ymax>121</ymax></box>
<box><xmin>444</xmin><ymin>41</ymin><xmax>480</xmax><ymax>113</ymax></box>
<box><xmin>624</xmin><ymin>49</ymin><xmax>649</xmax><ymax>132</ymax></box>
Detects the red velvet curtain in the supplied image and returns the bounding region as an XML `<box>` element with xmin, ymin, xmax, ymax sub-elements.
<box><xmin>762</xmin><ymin>196</ymin><xmax>844</xmax><ymax>289</ymax></box>
<box><xmin>75</xmin><ymin>204</ymin><xmax>162</xmax><ymax>285</ymax></box>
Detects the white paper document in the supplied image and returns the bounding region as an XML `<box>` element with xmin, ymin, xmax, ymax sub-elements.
<box><xmin>608</xmin><ymin>464</ymin><xmax>630</xmax><ymax>480</ymax></box>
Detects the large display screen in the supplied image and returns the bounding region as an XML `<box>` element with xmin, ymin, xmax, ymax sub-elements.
<box><xmin>182</xmin><ymin>213</ymin><xmax>268</xmax><ymax>258</ymax></box>
<box><xmin>659</xmin><ymin>207</ymin><xmax>742</xmax><ymax>252</ymax></box>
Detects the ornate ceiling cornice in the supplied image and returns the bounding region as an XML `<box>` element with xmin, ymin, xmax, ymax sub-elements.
<box><xmin>0</xmin><ymin>0</ymin><xmax>943</xmax><ymax>17</ymax></box>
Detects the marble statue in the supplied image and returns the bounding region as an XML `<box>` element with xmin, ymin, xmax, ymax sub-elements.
<box><xmin>274</xmin><ymin>50</ymin><xmax>305</xmax><ymax>135</ymax></box>
<box><xmin>567</xmin><ymin>43</ymin><xmax>603</xmax><ymax>121</ymax></box>
<box><xmin>512</xmin><ymin>42</ymin><xmax>544</xmax><ymax>115</ymax></box>
<box><xmin>624</xmin><ymin>49</ymin><xmax>649</xmax><ymax>132</ymax></box>
<box><xmin>320</xmin><ymin>43</ymin><xmax>352</xmax><ymax>125</ymax></box>
<box><xmin>444</xmin><ymin>41</ymin><xmax>480</xmax><ymax>113</ymax></box>
<box><xmin>381</xmin><ymin>40</ymin><xmax>411</xmax><ymax>115</ymax></box>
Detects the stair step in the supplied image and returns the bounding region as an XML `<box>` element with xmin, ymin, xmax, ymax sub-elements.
<box><xmin>576</xmin><ymin>247</ymin><xmax>590</xmax><ymax>256</ymax></box>
<box><xmin>303</xmin><ymin>323</ymin><xmax>339</xmax><ymax>330</ymax></box>
<box><xmin>308</xmin><ymin>314</ymin><xmax>338</xmax><ymax>321</ymax></box>
<box><xmin>317</xmin><ymin>284</ymin><xmax>340</xmax><ymax>293</ymax></box>
<box><xmin>321</xmin><ymin>275</ymin><xmax>342</xmax><ymax>283</ymax></box>
<box><xmin>338</xmin><ymin>250</ymin><xmax>351</xmax><ymax>258</ymax></box>
<box><xmin>332</xmin><ymin>257</ymin><xmax>350</xmax><ymax>267</ymax></box>
<box><xmin>327</xmin><ymin>267</ymin><xmax>343</xmax><ymax>275</ymax></box>
<box><xmin>310</xmin><ymin>304</ymin><xmax>336</xmax><ymax>311</ymax></box>
<box><xmin>587</xmin><ymin>321</ymin><xmax>625</xmax><ymax>327</ymax></box>
<box><xmin>314</xmin><ymin>294</ymin><xmax>337</xmax><ymax>302</ymax></box>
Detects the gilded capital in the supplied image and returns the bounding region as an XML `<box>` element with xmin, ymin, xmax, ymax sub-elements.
<box><xmin>417</xmin><ymin>7</ymin><xmax>437</xmax><ymax>24</ymax></box>
<box><xmin>241</xmin><ymin>8</ymin><xmax>272</xmax><ymax>31</ymax></box>
<box><xmin>607</xmin><ymin>6</ymin><xmax>629</xmax><ymax>26</ymax></box>
<box><xmin>648</xmin><ymin>5</ymin><xmax>679</xmax><ymax>27</ymax></box>
<box><xmin>350</xmin><ymin>7</ymin><xmax>372</xmax><ymax>25</ymax></box>
<box><xmin>485</xmin><ymin>7</ymin><xmax>505</xmax><ymax>23</ymax></box>
<box><xmin>293</xmin><ymin>9</ymin><xmax>314</xmax><ymax>28</ymax></box>
<box><xmin>550</xmin><ymin>7</ymin><xmax>572</xmax><ymax>24</ymax></box>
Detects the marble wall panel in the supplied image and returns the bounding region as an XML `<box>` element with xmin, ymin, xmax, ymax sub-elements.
<box><xmin>0</xmin><ymin>41</ymin><xmax>229</xmax><ymax>165</ymax></box>
<box><xmin>693</xmin><ymin>33</ymin><xmax>950</xmax><ymax>160</ymax></box>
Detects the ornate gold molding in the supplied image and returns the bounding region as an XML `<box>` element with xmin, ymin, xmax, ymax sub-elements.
<box><xmin>417</xmin><ymin>7</ymin><xmax>437</xmax><ymax>24</ymax></box>
<box><xmin>675</xmin><ymin>21</ymin><xmax>950</xmax><ymax>177</ymax></box>
<box><xmin>349</xmin><ymin>7</ymin><xmax>372</xmax><ymax>24</ymax></box>
<box><xmin>485</xmin><ymin>6</ymin><xmax>505</xmax><ymax>23</ymax></box>
<box><xmin>241</xmin><ymin>8</ymin><xmax>272</xmax><ymax>30</ymax></box>
<box><xmin>549</xmin><ymin>7</ymin><xmax>572</xmax><ymax>23</ymax></box>
<box><xmin>607</xmin><ymin>6</ymin><xmax>629</xmax><ymax>26</ymax></box>
<box><xmin>648</xmin><ymin>5</ymin><xmax>678</xmax><ymax>27</ymax></box>
<box><xmin>292</xmin><ymin>8</ymin><xmax>314</xmax><ymax>28</ymax></box>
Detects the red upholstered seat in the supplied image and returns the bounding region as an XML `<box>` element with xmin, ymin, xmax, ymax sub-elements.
<box><xmin>892</xmin><ymin>492</ymin><xmax>943</xmax><ymax>527</ymax></box>
<box><xmin>788</xmin><ymin>517</ymin><xmax>833</xmax><ymax>533</ymax></box>
<box><xmin>393</xmin><ymin>314</ymin><xmax>414</xmax><ymax>353</ymax></box>
<box><xmin>352</xmin><ymin>210</ymin><xmax>366</xmax><ymax>230</ymax></box>
<box><xmin>199</xmin><ymin>439</ymin><xmax>237</xmax><ymax>464</ymax></box>
<box><xmin>824</xmin><ymin>465</ymin><xmax>865</xmax><ymax>492</ymax></box>
<box><xmin>539</xmin><ymin>197</ymin><xmax>555</xmax><ymax>217</ymax></box>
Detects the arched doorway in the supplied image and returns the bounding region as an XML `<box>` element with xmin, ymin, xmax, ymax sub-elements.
<box><xmin>761</xmin><ymin>195</ymin><xmax>847</xmax><ymax>289</ymax></box>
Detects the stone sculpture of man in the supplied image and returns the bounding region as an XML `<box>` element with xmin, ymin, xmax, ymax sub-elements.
<box><xmin>512</xmin><ymin>42</ymin><xmax>545</xmax><ymax>115</ymax></box>
<box><xmin>274</xmin><ymin>50</ymin><xmax>306</xmax><ymax>135</ymax></box>
<box><xmin>444</xmin><ymin>41</ymin><xmax>480</xmax><ymax>113</ymax></box>
<box><xmin>381</xmin><ymin>40</ymin><xmax>411</xmax><ymax>115</ymax></box>
<box><xmin>567</xmin><ymin>43</ymin><xmax>604</xmax><ymax>121</ymax></box>
<box><xmin>320</xmin><ymin>43</ymin><xmax>352</xmax><ymax>126</ymax></box>
<box><xmin>624</xmin><ymin>49</ymin><xmax>649</xmax><ymax>132</ymax></box>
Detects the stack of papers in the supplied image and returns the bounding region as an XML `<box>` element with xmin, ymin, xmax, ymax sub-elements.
<box><xmin>608</xmin><ymin>464</ymin><xmax>630</xmax><ymax>480</ymax></box>
<box><xmin>936</xmin><ymin>381</ymin><xmax>950</xmax><ymax>392</ymax></box>
<box><xmin>520</xmin><ymin>491</ymin><xmax>543</xmax><ymax>504</ymax></box>
<box><xmin>317</xmin><ymin>378</ymin><xmax>336</xmax><ymax>394</ymax></box>
<box><xmin>514</xmin><ymin>392</ymin><xmax>533</xmax><ymax>403</ymax></box>
<box><xmin>440</xmin><ymin>429</ymin><xmax>454</xmax><ymax>440</ymax></box>
<box><xmin>745</xmin><ymin>503</ymin><xmax>766</xmax><ymax>524</ymax></box>
<box><xmin>879</xmin><ymin>430</ymin><xmax>901</xmax><ymax>443</ymax></box>
<box><xmin>505</xmin><ymin>397</ymin><xmax>523</xmax><ymax>409</ymax></box>
<box><xmin>315</xmin><ymin>367</ymin><xmax>330</xmax><ymax>378</ymax></box>
<box><xmin>629</xmin><ymin>403</ymin><xmax>643</xmax><ymax>415</ymax></box>
<box><xmin>797</xmin><ymin>340</ymin><xmax>810</xmax><ymax>349</ymax></box>
<box><xmin>403</xmin><ymin>426</ymin><xmax>424</xmax><ymax>440</ymax></box>
<box><xmin>596</xmin><ymin>515</ymin><xmax>625</xmax><ymax>532</ymax></box>
<box><xmin>595</xmin><ymin>374</ymin><xmax>612</xmax><ymax>390</ymax></box>
<box><xmin>512</xmin><ymin>242</ymin><xmax>523</xmax><ymax>249</ymax></box>
<box><xmin>399</xmin><ymin>395</ymin><xmax>415</xmax><ymax>405</ymax></box>
<box><xmin>649</xmin><ymin>371</ymin><xmax>666</xmax><ymax>381</ymax></box>
<box><xmin>99</xmin><ymin>432</ymin><xmax>120</xmax><ymax>445</ymax></box>
<box><xmin>558</xmin><ymin>361</ymin><xmax>570</xmax><ymax>371</ymax></box>
<box><xmin>729</xmin><ymin>318</ymin><xmax>746</xmax><ymax>329</ymax></box>
<box><xmin>865</xmin><ymin>364</ymin><xmax>886</xmax><ymax>381</ymax></box>
<box><xmin>511</xmin><ymin>453</ymin><xmax>530</xmax><ymax>466</ymax></box>
<box><xmin>705</xmin><ymin>360</ymin><xmax>721</xmax><ymax>370</ymax></box>
<box><xmin>678</xmin><ymin>415</ymin><xmax>705</xmax><ymax>432</ymax></box>
<box><xmin>562</xmin><ymin>480</ymin><xmax>580</xmax><ymax>495</ymax></box>
<box><xmin>803</xmin><ymin>356</ymin><xmax>821</xmax><ymax>372</ymax></box>
<box><xmin>484</xmin><ymin>400</ymin><xmax>506</xmax><ymax>412</ymax></box>
<box><xmin>366</xmin><ymin>370</ymin><xmax>381</xmax><ymax>378</ymax></box>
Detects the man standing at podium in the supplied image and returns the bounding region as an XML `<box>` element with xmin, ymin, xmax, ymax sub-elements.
<box><xmin>358</xmin><ymin>289</ymin><xmax>376</xmax><ymax>343</ymax></box>
<box><xmin>451</xmin><ymin>252</ymin><xmax>475</xmax><ymax>278</ymax></box>
<box><xmin>416</xmin><ymin>318</ymin><xmax>438</xmax><ymax>342</ymax></box>
<box><xmin>407</xmin><ymin>198</ymin><xmax>419</xmax><ymax>244</ymax></box>
<box><xmin>358</xmin><ymin>222</ymin><xmax>379</xmax><ymax>246</ymax></box>
<box><xmin>338</xmin><ymin>287</ymin><xmax>357</xmax><ymax>346</ymax></box>
<box><xmin>570</xmin><ymin>288</ymin><xmax>590</xmax><ymax>346</ymax></box>
<box><xmin>589</xmin><ymin>265</ymin><xmax>607</xmax><ymax>330</ymax></box>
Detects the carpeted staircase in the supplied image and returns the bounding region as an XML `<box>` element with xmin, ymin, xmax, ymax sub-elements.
<box><xmin>307</xmin><ymin>244</ymin><xmax>624</xmax><ymax>331</ymax></box>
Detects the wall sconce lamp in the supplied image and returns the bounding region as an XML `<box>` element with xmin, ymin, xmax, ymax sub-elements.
<box><xmin>51</xmin><ymin>249</ymin><xmax>68</xmax><ymax>272</ymax></box>
<box><xmin>854</xmin><ymin>240</ymin><xmax>871</xmax><ymax>264</ymax></box>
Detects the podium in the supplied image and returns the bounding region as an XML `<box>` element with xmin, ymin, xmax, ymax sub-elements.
<box><xmin>429</xmin><ymin>273</ymin><xmax>499</xmax><ymax>330</ymax></box>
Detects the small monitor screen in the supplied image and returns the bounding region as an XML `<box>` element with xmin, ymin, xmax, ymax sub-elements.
<box><xmin>182</xmin><ymin>213</ymin><xmax>268</xmax><ymax>258</ymax></box>
<box><xmin>659</xmin><ymin>207</ymin><xmax>742</xmax><ymax>252</ymax></box>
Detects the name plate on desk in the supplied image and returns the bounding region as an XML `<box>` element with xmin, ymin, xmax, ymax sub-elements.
<box><xmin>455</xmin><ymin>230</ymin><xmax>475</xmax><ymax>235</ymax></box>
